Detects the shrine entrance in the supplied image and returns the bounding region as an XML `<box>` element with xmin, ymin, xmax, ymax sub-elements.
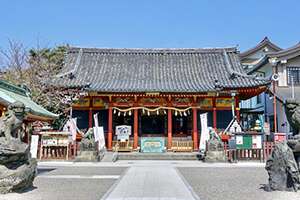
<box><xmin>140</xmin><ymin>113</ymin><xmax>167</xmax><ymax>137</ymax></box>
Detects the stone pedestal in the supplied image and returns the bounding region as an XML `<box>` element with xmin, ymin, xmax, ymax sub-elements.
<box><xmin>75</xmin><ymin>135</ymin><xmax>100</xmax><ymax>162</ymax></box>
<box><xmin>75</xmin><ymin>151</ymin><xmax>99</xmax><ymax>162</ymax></box>
<box><xmin>0</xmin><ymin>138</ymin><xmax>37</xmax><ymax>194</ymax></box>
<box><xmin>205</xmin><ymin>150</ymin><xmax>226</xmax><ymax>162</ymax></box>
<box><xmin>265</xmin><ymin>142</ymin><xmax>300</xmax><ymax>191</ymax></box>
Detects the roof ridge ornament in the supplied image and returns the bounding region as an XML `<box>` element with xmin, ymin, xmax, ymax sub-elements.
<box><xmin>223</xmin><ymin>50</ymin><xmax>269</xmax><ymax>82</ymax></box>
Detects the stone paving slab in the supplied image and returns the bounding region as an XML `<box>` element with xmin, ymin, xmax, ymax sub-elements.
<box><xmin>102</xmin><ymin>165</ymin><xmax>199</xmax><ymax>200</ymax></box>
<box><xmin>178</xmin><ymin>167</ymin><xmax>300</xmax><ymax>200</ymax></box>
<box><xmin>0</xmin><ymin>166</ymin><xmax>127</xmax><ymax>200</ymax></box>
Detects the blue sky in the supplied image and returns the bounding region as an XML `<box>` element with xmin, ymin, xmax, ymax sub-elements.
<box><xmin>0</xmin><ymin>0</ymin><xmax>299</xmax><ymax>51</ymax></box>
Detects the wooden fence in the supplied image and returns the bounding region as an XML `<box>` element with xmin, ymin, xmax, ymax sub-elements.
<box><xmin>225</xmin><ymin>141</ymin><xmax>274</xmax><ymax>162</ymax></box>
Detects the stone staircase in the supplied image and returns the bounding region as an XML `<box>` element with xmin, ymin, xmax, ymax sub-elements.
<box><xmin>116</xmin><ymin>152</ymin><xmax>199</xmax><ymax>160</ymax></box>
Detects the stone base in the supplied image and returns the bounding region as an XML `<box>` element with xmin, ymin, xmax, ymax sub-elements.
<box><xmin>266</xmin><ymin>142</ymin><xmax>300</xmax><ymax>191</ymax></box>
<box><xmin>0</xmin><ymin>158</ymin><xmax>37</xmax><ymax>194</ymax></box>
<box><xmin>205</xmin><ymin>151</ymin><xmax>226</xmax><ymax>163</ymax></box>
<box><xmin>75</xmin><ymin>151</ymin><xmax>99</xmax><ymax>162</ymax></box>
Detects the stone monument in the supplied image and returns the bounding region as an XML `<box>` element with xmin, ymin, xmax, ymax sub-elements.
<box><xmin>0</xmin><ymin>102</ymin><xmax>37</xmax><ymax>194</ymax></box>
<box><xmin>75</xmin><ymin>128</ymin><xmax>100</xmax><ymax>162</ymax></box>
<box><xmin>205</xmin><ymin>128</ymin><xmax>226</xmax><ymax>162</ymax></box>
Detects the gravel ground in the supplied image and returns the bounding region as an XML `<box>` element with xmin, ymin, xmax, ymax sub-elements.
<box><xmin>178</xmin><ymin>167</ymin><xmax>300</xmax><ymax>200</ymax></box>
<box><xmin>0</xmin><ymin>166</ymin><xmax>127</xmax><ymax>200</ymax></box>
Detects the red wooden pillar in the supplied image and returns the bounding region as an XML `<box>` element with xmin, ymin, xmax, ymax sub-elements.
<box><xmin>273</xmin><ymin>81</ymin><xmax>277</xmax><ymax>133</ymax></box>
<box><xmin>192</xmin><ymin>108</ymin><xmax>198</xmax><ymax>151</ymax></box>
<box><xmin>167</xmin><ymin>109</ymin><xmax>172</xmax><ymax>150</ymax></box>
<box><xmin>133</xmin><ymin>109</ymin><xmax>138</xmax><ymax>149</ymax></box>
<box><xmin>107</xmin><ymin>107</ymin><xmax>113</xmax><ymax>150</ymax></box>
<box><xmin>88</xmin><ymin>108</ymin><xmax>93</xmax><ymax>128</ymax></box>
<box><xmin>213</xmin><ymin>98</ymin><xmax>217</xmax><ymax>129</ymax></box>
<box><xmin>235</xmin><ymin>96</ymin><xmax>240</xmax><ymax>122</ymax></box>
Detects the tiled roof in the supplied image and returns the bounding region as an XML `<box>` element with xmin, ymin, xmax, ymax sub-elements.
<box><xmin>248</xmin><ymin>42</ymin><xmax>300</xmax><ymax>74</ymax></box>
<box><xmin>266</xmin><ymin>42</ymin><xmax>300</xmax><ymax>60</ymax></box>
<box><xmin>0</xmin><ymin>80</ymin><xmax>58</xmax><ymax>119</ymax></box>
<box><xmin>52</xmin><ymin>47</ymin><xmax>269</xmax><ymax>93</ymax></box>
<box><xmin>240</xmin><ymin>37</ymin><xmax>282</xmax><ymax>58</ymax></box>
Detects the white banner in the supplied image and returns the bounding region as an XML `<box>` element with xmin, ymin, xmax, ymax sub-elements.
<box><xmin>93</xmin><ymin>126</ymin><xmax>105</xmax><ymax>151</ymax></box>
<box><xmin>199</xmin><ymin>113</ymin><xmax>209</xmax><ymax>151</ymax></box>
<box><xmin>30</xmin><ymin>135</ymin><xmax>39</xmax><ymax>158</ymax></box>
<box><xmin>93</xmin><ymin>113</ymin><xmax>99</xmax><ymax>127</ymax></box>
<box><xmin>63</xmin><ymin>118</ymin><xmax>77</xmax><ymax>141</ymax></box>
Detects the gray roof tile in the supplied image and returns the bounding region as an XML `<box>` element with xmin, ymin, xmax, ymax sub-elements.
<box><xmin>53</xmin><ymin>47</ymin><xmax>268</xmax><ymax>93</ymax></box>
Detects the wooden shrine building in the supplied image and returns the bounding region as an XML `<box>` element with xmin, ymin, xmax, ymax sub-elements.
<box><xmin>53</xmin><ymin>47</ymin><xmax>269</xmax><ymax>151</ymax></box>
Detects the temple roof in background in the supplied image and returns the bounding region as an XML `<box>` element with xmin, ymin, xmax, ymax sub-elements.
<box><xmin>240</xmin><ymin>37</ymin><xmax>282</xmax><ymax>59</ymax></box>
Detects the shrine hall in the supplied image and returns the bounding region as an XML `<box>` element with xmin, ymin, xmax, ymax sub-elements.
<box><xmin>52</xmin><ymin>47</ymin><xmax>269</xmax><ymax>152</ymax></box>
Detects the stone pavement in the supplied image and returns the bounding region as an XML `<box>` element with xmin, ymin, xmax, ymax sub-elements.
<box><xmin>1</xmin><ymin>161</ymin><xmax>299</xmax><ymax>200</ymax></box>
<box><xmin>102</xmin><ymin>163</ymin><xmax>200</xmax><ymax>200</ymax></box>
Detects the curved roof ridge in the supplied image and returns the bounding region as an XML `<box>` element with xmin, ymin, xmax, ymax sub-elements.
<box><xmin>240</xmin><ymin>37</ymin><xmax>282</xmax><ymax>58</ymax></box>
<box><xmin>67</xmin><ymin>46</ymin><xmax>238</xmax><ymax>54</ymax></box>
<box><xmin>266</xmin><ymin>42</ymin><xmax>300</xmax><ymax>58</ymax></box>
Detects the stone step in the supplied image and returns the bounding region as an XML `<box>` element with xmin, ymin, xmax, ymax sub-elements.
<box><xmin>116</xmin><ymin>152</ymin><xmax>199</xmax><ymax>160</ymax></box>
<box><xmin>101</xmin><ymin>152</ymin><xmax>118</xmax><ymax>162</ymax></box>
<box><xmin>77</xmin><ymin>151</ymin><xmax>97</xmax><ymax>157</ymax></box>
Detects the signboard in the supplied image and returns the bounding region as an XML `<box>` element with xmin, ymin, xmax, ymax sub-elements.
<box><xmin>198</xmin><ymin>98</ymin><xmax>213</xmax><ymax>108</ymax></box>
<box><xmin>216</xmin><ymin>98</ymin><xmax>232</xmax><ymax>107</ymax></box>
<box><xmin>30</xmin><ymin>135</ymin><xmax>39</xmax><ymax>158</ymax></box>
<box><xmin>235</xmin><ymin>134</ymin><xmax>262</xmax><ymax>149</ymax></box>
<box><xmin>252</xmin><ymin>135</ymin><xmax>262</xmax><ymax>149</ymax></box>
<box><xmin>263</xmin><ymin>122</ymin><xmax>270</xmax><ymax>135</ymax></box>
<box><xmin>72</xmin><ymin>98</ymin><xmax>90</xmax><ymax>107</ymax></box>
<box><xmin>40</xmin><ymin>132</ymin><xmax>70</xmax><ymax>146</ymax></box>
<box><xmin>115</xmin><ymin>125</ymin><xmax>131</xmax><ymax>141</ymax></box>
<box><xmin>274</xmin><ymin>133</ymin><xmax>286</xmax><ymax>142</ymax></box>
<box><xmin>141</xmin><ymin>137</ymin><xmax>165</xmax><ymax>153</ymax></box>
<box><xmin>92</xmin><ymin>98</ymin><xmax>106</xmax><ymax>107</ymax></box>
<box><xmin>199</xmin><ymin>113</ymin><xmax>210</xmax><ymax>151</ymax></box>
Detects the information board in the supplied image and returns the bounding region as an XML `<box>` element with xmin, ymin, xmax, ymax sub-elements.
<box><xmin>141</xmin><ymin>137</ymin><xmax>165</xmax><ymax>153</ymax></box>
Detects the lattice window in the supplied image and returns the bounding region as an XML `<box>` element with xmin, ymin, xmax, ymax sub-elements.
<box><xmin>287</xmin><ymin>67</ymin><xmax>300</xmax><ymax>85</ymax></box>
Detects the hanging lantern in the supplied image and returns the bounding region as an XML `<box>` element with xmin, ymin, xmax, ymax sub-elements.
<box><xmin>118</xmin><ymin>111</ymin><xmax>121</xmax><ymax>116</ymax></box>
<box><xmin>175</xmin><ymin>110</ymin><xmax>178</xmax><ymax>116</ymax></box>
<box><xmin>113</xmin><ymin>109</ymin><xmax>116</xmax><ymax>114</ymax></box>
<box><xmin>187</xmin><ymin>110</ymin><xmax>190</xmax><ymax>115</ymax></box>
<box><xmin>179</xmin><ymin>111</ymin><xmax>182</xmax><ymax>117</ymax></box>
<box><xmin>183</xmin><ymin>111</ymin><xmax>187</xmax><ymax>116</ymax></box>
<box><xmin>163</xmin><ymin>110</ymin><xmax>167</xmax><ymax>115</ymax></box>
<box><xmin>156</xmin><ymin>110</ymin><xmax>159</xmax><ymax>115</ymax></box>
<box><xmin>124</xmin><ymin>111</ymin><xmax>126</xmax><ymax>117</ymax></box>
<box><xmin>147</xmin><ymin>111</ymin><xmax>150</xmax><ymax>116</ymax></box>
<box><xmin>129</xmin><ymin>110</ymin><xmax>132</xmax><ymax>116</ymax></box>
<box><xmin>143</xmin><ymin>108</ymin><xmax>145</xmax><ymax>114</ymax></box>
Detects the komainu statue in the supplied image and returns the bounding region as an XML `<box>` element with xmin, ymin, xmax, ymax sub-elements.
<box><xmin>264</xmin><ymin>98</ymin><xmax>300</xmax><ymax>192</ymax></box>
<box><xmin>205</xmin><ymin>128</ymin><xmax>226</xmax><ymax>162</ymax></box>
<box><xmin>0</xmin><ymin>101</ymin><xmax>37</xmax><ymax>194</ymax></box>
<box><xmin>285</xmin><ymin>99</ymin><xmax>300</xmax><ymax>166</ymax></box>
